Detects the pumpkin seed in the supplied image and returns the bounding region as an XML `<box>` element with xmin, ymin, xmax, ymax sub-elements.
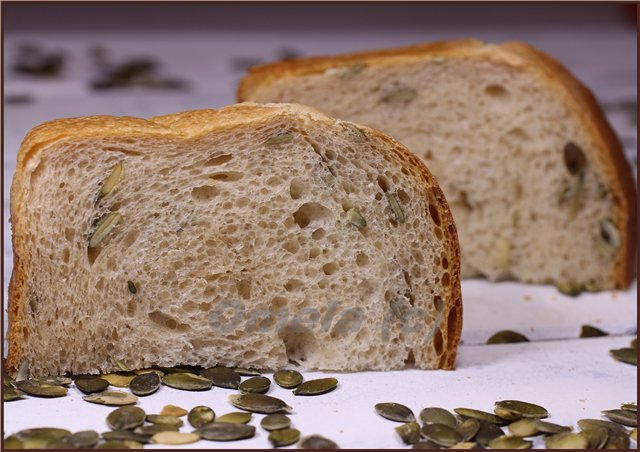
<box><xmin>475</xmin><ymin>421</ymin><xmax>504</xmax><ymax>446</ymax></box>
<box><xmin>33</xmin><ymin>376</ymin><xmax>72</xmax><ymax>386</ymax></box>
<box><xmin>604</xmin><ymin>428</ymin><xmax>630</xmax><ymax>449</ymax></box>
<box><xmin>580</xmin><ymin>427</ymin><xmax>608</xmax><ymax>449</ymax></box>
<box><xmin>146</xmin><ymin>414</ymin><xmax>184</xmax><ymax>427</ymax></box>
<box><xmin>103</xmin><ymin>431</ymin><xmax>152</xmax><ymax>444</ymax></box>
<box><xmin>494</xmin><ymin>406</ymin><xmax>523</xmax><ymax>421</ymax></box>
<box><xmin>456</xmin><ymin>418</ymin><xmax>481</xmax><ymax>441</ymax></box>
<box><xmin>201</xmin><ymin>366</ymin><xmax>241</xmax><ymax>389</ymax></box>
<box><xmin>100</xmin><ymin>162</ymin><xmax>124</xmax><ymax>197</ymax></box>
<box><xmin>67</xmin><ymin>430</ymin><xmax>100</xmax><ymax>448</ymax></box>
<box><xmin>239</xmin><ymin>375</ymin><xmax>271</xmax><ymax>394</ymax></box>
<box><xmin>609</xmin><ymin>347</ymin><xmax>637</xmax><ymax>365</ymax></box>
<box><xmin>198</xmin><ymin>422</ymin><xmax>256</xmax><ymax>441</ymax></box>
<box><xmin>578</xmin><ymin>418</ymin><xmax>627</xmax><ymax>433</ymax></box>
<box><xmin>534</xmin><ymin>420</ymin><xmax>572</xmax><ymax>434</ymax></box>
<box><xmin>454</xmin><ymin>408</ymin><xmax>505</xmax><ymax>425</ymax></box>
<box><xmin>107</xmin><ymin>406</ymin><xmax>146</xmax><ymax>430</ymax></box>
<box><xmin>151</xmin><ymin>431</ymin><xmax>200</xmax><ymax>445</ymax></box>
<box><xmin>188</xmin><ymin>406</ymin><xmax>215</xmax><ymax>428</ymax></box>
<box><xmin>44</xmin><ymin>438</ymin><xmax>72</xmax><ymax>449</ymax></box>
<box><xmin>386</xmin><ymin>192</ymin><xmax>406</xmax><ymax>223</ymax></box>
<box><xmin>134</xmin><ymin>425</ymin><xmax>179</xmax><ymax>435</ymax></box>
<box><xmin>89</xmin><ymin>212</ymin><xmax>121</xmax><ymax>248</ymax></box>
<box><xmin>162</xmin><ymin>372</ymin><xmax>213</xmax><ymax>390</ymax></box>
<box><xmin>270</xmin><ymin>428</ymin><xmax>301</xmax><ymax>447</ymax></box>
<box><xmin>580</xmin><ymin>325</ymin><xmax>608</xmax><ymax>337</ymax></box>
<box><xmin>411</xmin><ymin>440</ymin><xmax>442</xmax><ymax>449</ymax></box>
<box><xmin>495</xmin><ymin>400</ymin><xmax>548</xmax><ymax>419</ymax></box>
<box><xmin>381</xmin><ymin>87</ymin><xmax>417</xmax><ymax>104</ymax></box>
<box><xmin>421</xmin><ymin>423</ymin><xmax>462</xmax><ymax>447</ymax></box>
<box><xmin>420</xmin><ymin>407</ymin><xmax>456</xmax><ymax>427</ymax></box>
<box><xmin>76</xmin><ymin>376</ymin><xmax>110</xmax><ymax>394</ymax></box>
<box><xmin>83</xmin><ymin>389</ymin><xmax>138</xmax><ymax>406</ymax></box>
<box><xmin>15</xmin><ymin>360</ymin><xmax>29</xmax><ymax>381</ymax></box>
<box><xmin>265</xmin><ymin>133</ymin><xmax>294</xmax><ymax>146</ymax></box>
<box><xmin>600</xmin><ymin>219</ymin><xmax>620</xmax><ymax>248</ymax></box>
<box><xmin>160</xmin><ymin>404</ymin><xmax>188</xmax><ymax>417</ymax></box>
<box><xmin>563</xmin><ymin>142</ymin><xmax>587</xmax><ymax>176</ymax></box>
<box><xmin>396</xmin><ymin>422</ymin><xmax>421</xmax><ymax>445</ymax></box>
<box><xmin>13</xmin><ymin>428</ymin><xmax>71</xmax><ymax>449</ymax></box>
<box><xmin>489</xmin><ymin>435</ymin><xmax>532</xmax><ymax>449</ymax></box>
<box><xmin>133</xmin><ymin>368</ymin><xmax>164</xmax><ymax>377</ymax></box>
<box><xmin>298</xmin><ymin>434</ymin><xmax>339</xmax><ymax>449</ymax></box>
<box><xmin>127</xmin><ymin>280</ymin><xmax>137</xmax><ymax>294</ymax></box>
<box><xmin>129</xmin><ymin>372</ymin><xmax>160</xmax><ymax>396</ymax></box>
<box><xmin>234</xmin><ymin>367</ymin><xmax>262</xmax><ymax>376</ymax></box>
<box><xmin>449</xmin><ymin>442</ymin><xmax>477</xmax><ymax>449</ymax></box>
<box><xmin>217</xmin><ymin>412</ymin><xmax>253</xmax><ymax>424</ymax></box>
<box><xmin>621</xmin><ymin>403</ymin><xmax>637</xmax><ymax>412</ymax></box>
<box><xmin>375</xmin><ymin>402</ymin><xmax>416</xmax><ymax>422</ymax></box>
<box><xmin>97</xmin><ymin>440</ymin><xmax>141</xmax><ymax>449</ymax></box>
<box><xmin>261</xmin><ymin>414</ymin><xmax>291</xmax><ymax>431</ymax></box>
<box><xmin>632</xmin><ymin>338</ymin><xmax>637</xmax><ymax>349</ymax></box>
<box><xmin>342</xmin><ymin>122</ymin><xmax>368</xmax><ymax>139</ymax></box>
<box><xmin>545</xmin><ymin>432</ymin><xmax>588</xmax><ymax>449</ymax></box>
<box><xmin>3</xmin><ymin>436</ymin><xmax>23</xmax><ymax>449</ymax></box>
<box><xmin>4</xmin><ymin>386</ymin><xmax>24</xmax><ymax>401</ymax></box>
<box><xmin>229</xmin><ymin>393</ymin><xmax>292</xmax><ymax>414</ymax></box>
<box><xmin>601</xmin><ymin>409</ymin><xmax>637</xmax><ymax>426</ymax></box>
<box><xmin>508</xmin><ymin>419</ymin><xmax>539</xmax><ymax>437</ymax></box>
<box><xmin>631</xmin><ymin>428</ymin><xmax>637</xmax><ymax>442</ymax></box>
<box><xmin>114</xmin><ymin>359</ymin><xmax>131</xmax><ymax>372</ymax></box>
<box><xmin>556</xmin><ymin>281</ymin><xmax>583</xmax><ymax>297</ymax></box>
<box><xmin>101</xmin><ymin>372</ymin><xmax>136</xmax><ymax>387</ymax></box>
<box><xmin>274</xmin><ymin>370</ymin><xmax>304</xmax><ymax>389</ymax></box>
<box><xmin>293</xmin><ymin>377</ymin><xmax>338</xmax><ymax>396</ymax></box>
<box><xmin>486</xmin><ymin>330</ymin><xmax>529</xmax><ymax>344</ymax></box>
<box><xmin>347</xmin><ymin>208</ymin><xmax>367</xmax><ymax>228</ymax></box>
<box><xmin>15</xmin><ymin>379</ymin><xmax>68</xmax><ymax>397</ymax></box>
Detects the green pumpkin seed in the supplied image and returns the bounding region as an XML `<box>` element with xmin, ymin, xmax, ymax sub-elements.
<box><xmin>3</xmin><ymin>436</ymin><xmax>23</xmax><ymax>449</ymax></box>
<box><xmin>495</xmin><ymin>400</ymin><xmax>548</xmax><ymax>419</ymax></box>
<box><xmin>420</xmin><ymin>407</ymin><xmax>456</xmax><ymax>427</ymax></box>
<box><xmin>229</xmin><ymin>393</ymin><xmax>292</xmax><ymax>414</ymax></box>
<box><xmin>534</xmin><ymin>420</ymin><xmax>572</xmax><ymax>434</ymax></box>
<box><xmin>449</xmin><ymin>442</ymin><xmax>477</xmax><ymax>449</ymax></box>
<box><xmin>386</xmin><ymin>192</ymin><xmax>406</xmax><ymax>223</ymax></box>
<box><xmin>151</xmin><ymin>431</ymin><xmax>200</xmax><ymax>445</ymax></box>
<box><xmin>198</xmin><ymin>422</ymin><xmax>256</xmax><ymax>441</ymax></box>
<box><xmin>601</xmin><ymin>409</ymin><xmax>637</xmax><ymax>427</ymax></box>
<box><xmin>160</xmin><ymin>404</ymin><xmax>188</xmax><ymax>417</ymax></box>
<box><xmin>456</xmin><ymin>418</ymin><xmax>481</xmax><ymax>442</ymax></box>
<box><xmin>421</xmin><ymin>423</ymin><xmax>462</xmax><ymax>447</ymax></box>
<box><xmin>604</xmin><ymin>428</ymin><xmax>630</xmax><ymax>449</ymax></box>
<box><xmin>347</xmin><ymin>208</ymin><xmax>367</xmax><ymax>228</ymax></box>
<box><xmin>97</xmin><ymin>440</ymin><xmax>141</xmax><ymax>449</ymax></box>
<box><xmin>631</xmin><ymin>428</ymin><xmax>637</xmax><ymax>442</ymax></box>
<box><xmin>4</xmin><ymin>386</ymin><xmax>24</xmax><ymax>401</ymax></box>
<box><xmin>89</xmin><ymin>212</ymin><xmax>122</xmax><ymax>248</ymax></box>
<box><xmin>508</xmin><ymin>419</ymin><xmax>539</xmax><ymax>437</ymax></box>
<box><xmin>114</xmin><ymin>359</ymin><xmax>131</xmax><ymax>372</ymax></box>
<box><xmin>580</xmin><ymin>325</ymin><xmax>608</xmax><ymax>337</ymax></box>
<box><xmin>621</xmin><ymin>403</ymin><xmax>637</xmax><ymax>412</ymax></box>
<box><xmin>133</xmin><ymin>368</ymin><xmax>164</xmax><ymax>377</ymax></box>
<box><xmin>33</xmin><ymin>376</ymin><xmax>72</xmax><ymax>386</ymax></box>
<box><xmin>375</xmin><ymin>402</ymin><xmax>415</xmax><ymax>423</ymax></box>
<box><xmin>76</xmin><ymin>376</ymin><xmax>110</xmax><ymax>394</ymax></box>
<box><xmin>486</xmin><ymin>330</ymin><xmax>529</xmax><ymax>344</ymax></box>
<box><xmin>13</xmin><ymin>428</ymin><xmax>71</xmax><ymax>449</ymax></box>
<box><xmin>494</xmin><ymin>406</ymin><xmax>523</xmax><ymax>421</ymax></box>
<box><xmin>342</xmin><ymin>122</ymin><xmax>368</xmax><ymax>140</ymax></box>
<box><xmin>265</xmin><ymin>133</ymin><xmax>294</xmax><ymax>146</ymax></box>
<box><xmin>107</xmin><ymin>406</ymin><xmax>146</xmax><ymax>430</ymax></box>
<box><xmin>103</xmin><ymin>431</ymin><xmax>152</xmax><ymax>444</ymax></box>
<box><xmin>188</xmin><ymin>406</ymin><xmax>215</xmax><ymax>428</ymax></box>
<box><xmin>270</xmin><ymin>428</ymin><xmax>300</xmax><ymax>447</ymax></box>
<box><xmin>578</xmin><ymin>418</ymin><xmax>626</xmax><ymax>433</ymax></box>
<box><xmin>396</xmin><ymin>422</ymin><xmax>421</xmax><ymax>445</ymax></box>
<box><xmin>298</xmin><ymin>434</ymin><xmax>339</xmax><ymax>449</ymax></box>
<box><xmin>127</xmin><ymin>280</ymin><xmax>137</xmax><ymax>294</ymax></box>
<box><xmin>411</xmin><ymin>440</ymin><xmax>442</xmax><ymax>449</ymax></box>
<box><xmin>100</xmin><ymin>162</ymin><xmax>124</xmax><ymax>197</ymax></box>
<box><xmin>134</xmin><ymin>425</ymin><xmax>179</xmax><ymax>435</ymax></box>
<box><xmin>610</xmin><ymin>348</ymin><xmax>637</xmax><ymax>365</ymax></box>
<box><xmin>101</xmin><ymin>372</ymin><xmax>136</xmax><ymax>387</ymax></box>
<box><xmin>381</xmin><ymin>87</ymin><xmax>417</xmax><ymax>104</ymax></box>
<box><xmin>67</xmin><ymin>430</ymin><xmax>99</xmax><ymax>448</ymax></box>
<box><xmin>233</xmin><ymin>367</ymin><xmax>262</xmax><ymax>376</ymax></box>
<box><xmin>239</xmin><ymin>375</ymin><xmax>271</xmax><ymax>394</ymax></box>
<box><xmin>15</xmin><ymin>380</ymin><xmax>68</xmax><ymax>397</ymax></box>
<box><xmin>201</xmin><ymin>366</ymin><xmax>241</xmax><ymax>389</ymax></box>
<box><xmin>489</xmin><ymin>435</ymin><xmax>532</xmax><ymax>449</ymax></box>
<box><xmin>454</xmin><ymin>408</ymin><xmax>505</xmax><ymax>425</ymax></box>
<box><xmin>42</xmin><ymin>438</ymin><xmax>71</xmax><ymax>449</ymax></box>
<box><xmin>476</xmin><ymin>421</ymin><xmax>504</xmax><ymax>446</ymax></box>
<box><xmin>146</xmin><ymin>414</ymin><xmax>184</xmax><ymax>427</ymax></box>
<box><xmin>274</xmin><ymin>370</ymin><xmax>303</xmax><ymax>389</ymax></box>
<box><xmin>129</xmin><ymin>372</ymin><xmax>160</xmax><ymax>396</ymax></box>
<box><xmin>580</xmin><ymin>427</ymin><xmax>608</xmax><ymax>449</ymax></box>
<box><xmin>217</xmin><ymin>412</ymin><xmax>253</xmax><ymax>424</ymax></box>
<box><xmin>261</xmin><ymin>414</ymin><xmax>291</xmax><ymax>431</ymax></box>
<box><xmin>162</xmin><ymin>372</ymin><xmax>212</xmax><ymax>391</ymax></box>
<box><xmin>83</xmin><ymin>389</ymin><xmax>138</xmax><ymax>406</ymax></box>
<box><xmin>545</xmin><ymin>432</ymin><xmax>588</xmax><ymax>449</ymax></box>
<box><xmin>293</xmin><ymin>378</ymin><xmax>338</xmax><ymax>396</ymax></box>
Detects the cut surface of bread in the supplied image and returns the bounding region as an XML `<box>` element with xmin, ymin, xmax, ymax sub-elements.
<box><xmin>238</xmin><ymin>39</ymin><xmax>637</xmax><ymax>291</ymax></box>
<box><xmin>8</xmin><ymin>103</ymin><xmax>461</xmax><ymax>377</ymax></box>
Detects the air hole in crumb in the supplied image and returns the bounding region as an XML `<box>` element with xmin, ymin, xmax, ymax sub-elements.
<box><xmin>191</xmin><ymin>185</ymin><xmax>218</xmax><ymax>202</ymax></box>
<box><xmin>205</xmin><ymin>154</ymin><xmax>233</xmax><ymax>166</ymax></box>
<box><xmin>434</xmin><ymin>228</ymin><xmax>443</xmax><ymax>240</ymax></box>
<box><xmin>312</xmin><ymin>228</ymin><xmax>326</xmax><ymax>240</ymax></box>
<box><xmin>236</xmin><ymin>279</ymin><xmax>252</xmax><ymax>299</ymax></box>
<box><xmin>374</xmin><ymin>192</ymin><xmax>383</xmax><ymax>201</ymax></box>
<box><xmin>289</xmin><ymin>179</ymin><xmax>305</xmax><ymax>199</ymax></box>
<box><xmin>341</xmin><ymin>200</ymin><xmax>353</xmax><ymax>212</ymax></box>
<box><xmin>377</xmin><ymin>175</ymin><xmax>390</xmax><ymax>192</ymax></box>
<box><xmin>65</xmin><ymin>228</ymin><xmax>74</xmax><ymax>242</ymax></box>
<box><xmin>282</xmin><ymin>239</ymin><xmax>301</xmax><ymax>254</ymax></box>
<box><xmin>122</xmin><ymin>229</ymin><xmax>139</xmax><ymax>249</ymax></box>
<box><xmin>429</xmin><ymin>204</ymin><xmax>441</xmax><ymax>226</ymax></box>
<box><xmin>405</xmin><ymin>349</ymin><xmax>416</xmax><ymax>366</ymax></box>
<box><xmin>442</xmin><ymin>257</ymin><xmax>449</xmax><ymax>269</ymax></box>
<box><xmin>309</xmin><ymin>247</ymin><xmax>321</xmax><ymax>259</ymax></box>
<box><xmin>434</xmin><ymin>295</ymin><xmax>444</xmax><ymax>312</ymax></box>
<box><xmin>355</xmin><ymin>252</ymin><xmax>369</xmax><ymax>266</ymax></box>
<box><xmin>446</xmin><ymin>306</ymin><xmax>460</xmax><ymax>349</ymax></box>
<box><xmin>284</xmin><ymin>279</ymin><xmax>304</xmax><ymax>292</ymax></box>
<box><xmin>434</xmin><ymin>328</ymin><xmax>444</xmax><ymax>355</ymax></box>
<box><xmin>209</xmin><ymin>171</ymin><xmax>243</xmax><ymax>182</ymax></box>
<box><xmin>87</xmin><ymin>247</ymin><xmax>101</xmax><ymax>265</ymax></box>
<box><xmin>148</xmin><ymin>310</ymin><xmax>179</xmax><ymax>330</ymax></box>
<box><xmin>293</xmin><ymin>202</ymin><xmax>331</xmax><ymax>228</ymax></box>
<box><xmin>484</xmin><ymin>84</ymin><xmax>509</xmax><ymax>99</ymax></box>
<box><xmin>322</xmin><ymin>262</ymin><xmax>338</xmax><ymax>275</ymax></box>
<box><xmin>441</xmin><ymin>272</ymin><xmax>451</xmax><ymax>287</ymax></box>
<box><xmin>397</xmin><ymin>189</ymin><xmax>410</xmax><ymax>204</ymax></box>
<box><xmin>271</xmin><ymin>297</ymin><xmax>288</xmax><ymax>309</ymax></box>
<box><xmin>62</xmin><ymin>248</ymin><xmax>70</xmax><ymax>263</ymax></box>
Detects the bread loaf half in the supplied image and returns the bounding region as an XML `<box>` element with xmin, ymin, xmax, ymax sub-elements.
<box><xmin>238</xmin><ymin>40</ymin><xmax>637</xmax><ymax>291</ymax></box>
<box><xmin>8</xmin><ymin>103</ymin><xmax>461</xmax><ymax>377</ymax></box>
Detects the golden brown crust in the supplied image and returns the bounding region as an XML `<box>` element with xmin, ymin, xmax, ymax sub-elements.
<box><xmin>7</xmin><ymin>102</ymin><xmax>462</xmax><ymax>373</ymax></box>
<box><xmin>237</xmin><ymin>40</ymin><xmax>636</xmax><ymax>290</ymax></box>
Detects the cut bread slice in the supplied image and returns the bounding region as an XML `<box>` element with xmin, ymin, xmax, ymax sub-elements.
<box><xmin>238</xmin><ymin>39</ymin><xmax>637</xmax><ymax>292</ymax></box>
<box><xmin>8</xmin><ymin>103</ymin><xmax>461</xmax><ymax>377</ymax></box>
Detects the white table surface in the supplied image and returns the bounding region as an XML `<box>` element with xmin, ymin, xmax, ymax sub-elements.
<box><xmin>2</xmin><ymin>22</ymin><xmax>637</xmax><ymax>448</ymax></box>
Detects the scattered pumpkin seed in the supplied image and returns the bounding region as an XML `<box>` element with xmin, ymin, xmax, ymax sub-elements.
<box><xmin>578</xmin><ymin>418</ymin><xmax>626</xmax><ymax>433</ymax></box>
<box><xmin>67</xmin><ymin>430</ymin><xmax>100</xmax><ymax>448</ymax></box>
<box><xmin>89</xmin><ymin>212</ymin><xmax>122</xmax><ymax>248</ymax></box>
<box><xmin>15</xmin><ymin>380</ymin><xmax>68</xmax><ymax>397</ymax></box>
<box><xmin>133</xmin><ymin>368</ymin><xmax>164</xmax><ymax>377</ymax></box>
<box><xmin>298</xmin><ymin>434</ymin><xmax>339</xmax><ymax>449</ymax></box>
<box><xmin>411</xmin><ymin>440</ymin><xmax>442</xmax><ymax>449</ymax></box>
<box><xmin>114</xmin><ymin>359</ymin><xmax>131</xmax><ymax>372</ymax></box>
<box><xmin>33</xmin><ymin>376</ymin><xmax>72</xmax><ymax>386</ymax></box>
<box><xmin>127</xmin><ymin>280</ymin><xmax>137</xmax><ymax>294</ymax></box>
<box><xmin>270</xmin><ymin>428</ymin><xmax>301</xmax><ymax>447</ymax></box>
<box><xmin>230</xmin><ymin>393</ymin><xmax>292</xmax><ymax>414</ymax></box>
<box><xmin>151</xmin><ymin>431</ymin><xmax>200</xmax><ymax>445</ymax></box>
<box><xmin>621</xmin><ymin>403</ymin><xmax>637</xmax><ymax>412</ymax></box>
<box><xmin>3</xmin><ymin>436</ymin><xmax>23</xmax><ymax>449</ymax></box>
<box><xmin>546</xmin><ymin>432</ymin><xmax>588</xmax><ymax>449</ymax></box>
<box><xmin>274</xmin><ymin>370</ymin><xmax>304</xmax><ymax>389</ymax></box>
<box><xmin>494</xmin><ymin>406</ymin><xmax>523</xmax><ymax>421</ymax></box>
<box><xmin>420</xmin><ymin>407</ymin><xmax>456</xmax><ymax>427</ymax></box>
<box><xmin>489</xmin><ymin>435</ymin><xmax>532</xmax><ymax>449</ymax></box>
<box><xmin>265</xmin><ymin>132</ymin><xmax>294</xmax><ymax>146</ymax></box>
<box><xmin>239</xmin><ymin>375</ymin><xmax>271</xmax><ymax>394</ymax></box>
<box><xmin>486</xmin><ymin>330</ymin><xmax>529</xmax><ymax>344</ymax></box>
<box><xmin>456</xmin><ymin>418</ymin><xmax>481</xmax><ymax>442</ymax></box>
<box><xmin>381</xmin><ymin>87</ymin><xmax>417</xmax><ymax>104</ymax></box>
<box><xmin>188</xmin><ymin>406</ymin><xmax>215</xmax><ymax>428</ymax></box>
<box><xmin>396</xmin><ymin>422</ymin><xmax>421</xmax><ymax>445</ymax></box>
<box><xmin>44</xmin><ymin>438</ymin><xmax>73</xmax><ymax>448</ymax></box>
<box><xmin>508</xmin><ymin>419</ymin><xmax>539</xmax><ymax>437</ymax></box>
<box><xmin>4</xmin><ymin>386</ymin><xmax>24</xmax><ymax>401</ymax></box>
<box><xmin>580</xmin><ymin>426</ymin><xmax>608</xmax><ymax>449</ymax></box>
<box><xmin>198</xmin><ymin>422</ymin><xmax>256</xmax><ymax>441</ymax></box>
<box><xmin>100</xmin><ymin>162</ymin><xmax>124</xmax><ymax>197</ymax></box>
<box><xmin>97</xmin><ymin>440</ymin><xmax>141</xmax><ymax>449</ymax></box>
<box><xmin>534</xmin><ymin>420</ymin><xmax>572</xmax><ymax>434</ymax></box>
<box><xmin>495</xmin><ymin>400</ymin><xmax>548</xmax><ymax>419</ymax></box>
<box><xmin>347</xmin><ymin>208</ymin><xmax>367</xmax><ymax>228</ymax></box>
<box><xmin>202</xmin><ymin>366</ymin><xmax>241</xmax><ymax>389</ymax></box>
<box><xmin>556</xmin><ymin>281</ymin><xmax>583</xmax><ymax>296</ymax></box>
<box><xmin>101</xmin><ymin>372</ymin><xmax>136</xmax><ymax>387</ymax></box>
<box><xmin>600</xmin><ymin>219</ymin><xmax>620</xmax><ymax>248</ymax></box>
<box><xmin>420</xmin><ymin>423</ymin><xmax>462</xmax><ymax>447</ymax></box>
<box><xmin>293</xmin><ymin>377</ymin><xmax>338</xmax><ymax>396</ymax></box>
<box><xmin>449</xmin><ymin>442</ymin><xmax>477</xmax><ymax>449</ymax></box>
<box><xmin>261</xmin><ymin>414</ymin><xmax>291</xmax><ymax>431</ymax></box>
<box><xmin>604</xmin><ymin>428</ymin><xmax>630</xmax><ymax>449</ymax></box>
<box><xmin>631</xmin><ymin>428</ymin><xmax>637</xmax><ymax>442</ymax></box>
<box><xmin>233</xmin><ymin>367</ymin><xmax>262</xmax><ymax>376</ymax></box>
<box><xmin>609</xmin><ymin>347</ymin><xmax>637</xmax><ymax>365</ymax></box>
<box><xmin>107</xmin><ymin>406</ymin><xmax>146</xmax><ymax>430</ymax></box>
<box><xmin>160</xmin><ymin>404</ymin><xmax>188</xmax><ymax>417</ymax></box>
<box><xmin>134</xmin><ymin>425</ymin><xmax>179</xmax><ymax>435</ymax></box>
<box><xmin>103</xmin><ymin>431</ymin><xmax>152</xmax><ymax>444</ymax></box>
<box><xmin>454</xmin><ymin>408</ymin><xmax>505</xmax><ymax>425</ymax></box>
<box><xmin>386</xmin><ymin>192</ymin><xmax>406</xmax><ymax>223</ymax></box>
<box><xmin>580</xmin><ymin>325</ymin><xmax>608</xmax><ymax>337</ymax></box>
<box><xmin>217</xmin><ymin>412</ymin><xmax>253</xmax><ymax>424</ymax></box>
<box><xmin>601</xmin><ymin>409</ymin><xmax>637</xmax><ymax>426</ymax></box>
<box><xmin>76</xmin><ymin>376</ymin><xmax>110</xmax><ymax>394</ymax></box>
<box><xmin>162</xmin><ymin>372</ymin><xmax>213</xmax><ymax>391</ymax></box>
<box><xmin>129</xmin><ymin>372</ymin><xmax>160</xmax><ymax>396</ymax></box>
<box><xmin>563</xmin><ymin>142</ymin><xmax>587</xmax><ymax>176</ymax></box>
<box><xmin>146</xmin><ymin>415</ymin><xmax>184</xmax><ymax>427</ymax></box>
<box><xmin>13</xmin><ymin>428</ymin><xmax>71</xmax><ymax>449</ymax></box>
<box><xmin>83</xmin><ymin>389</ymin><xmax>138</xmax><ymax>406</ymax></box>
<box><xmin>375</xmin><ymin>402</ymin><xmax>416</xmax><ymax>423</ymax></box>
<box><xmin>475</xmin><ymin>421</ymin><xmax>504</xmax><ymax>446</ymax></box>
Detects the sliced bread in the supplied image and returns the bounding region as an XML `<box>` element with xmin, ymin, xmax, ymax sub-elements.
<box><xmin>8</xmin><ymin>103</ymin><xmax>461</xmax><ymax>377</ymax></box>
<box><xmin>238</xmin><ymin>39</ymin><xmax>637</xmax><ymax>292</ymax></box>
